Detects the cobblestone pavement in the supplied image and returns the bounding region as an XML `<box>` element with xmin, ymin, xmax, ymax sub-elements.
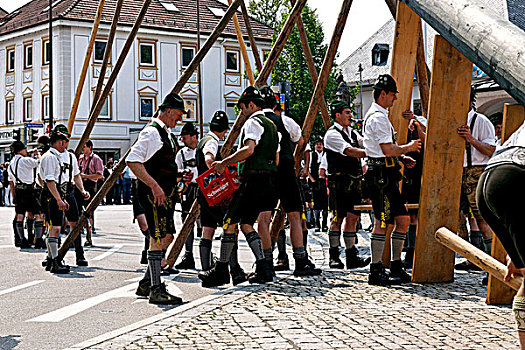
<box><xmin>73</xmin><ymin>231</ymin><xmax>519</xmax><ymax>350</ymax></box>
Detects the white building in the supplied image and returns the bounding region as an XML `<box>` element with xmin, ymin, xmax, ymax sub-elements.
<box><xmin>340</xmin><ymin>0</ymin><xmax>523</xmax><ymax>122</ymax></box>
<box><xmin>0</xmin><ymin>0</ymin><xmax>273</xmax><ymax>162</ymax></box>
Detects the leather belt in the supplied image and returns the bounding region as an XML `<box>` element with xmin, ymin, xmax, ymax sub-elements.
<box><xmin>367</xmin><ymin>157</ymin><xmax>398</xmax><ymax>168</ymax></box>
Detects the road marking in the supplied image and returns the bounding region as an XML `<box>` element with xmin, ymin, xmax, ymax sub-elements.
<box><xmin>91</xmin><ymin>244</ymin><xmax>124</xmax><ymax>261</ymax></box>
<box><xmin>0</xmin><ymin>280</ymin><xmax>45</xmax><ymax>296</ymax></box>
<box><xmin>0</xmin><ymin>245</ymin><xmax>14</xmax><ymax>249</ymax></box>
<box><xmin>27</xmin><ymin>282</ymin><xmax>137</xmax><ymax>323</ymax></box>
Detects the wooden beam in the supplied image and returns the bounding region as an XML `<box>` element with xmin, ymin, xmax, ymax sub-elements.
<box><xmin>74</xmin><ymin>0</ymin><xmax>153</xmax><ymax>157</ymax></box>
<box><xmin>165</xmin><ymin>0</ymin><xmax>305</xmax><ymax>266</ymax></box>
<box><xmin>402</xmin><ymin>0</ymin><xmax>525</xmax><ymax>107</ymax></box>
<box><xmin>239</xmin><ymin>0</ymin><xmax>263</xmax><ymax>72</ymax></box>
<box><xmin>354</xmin><ymin>203</ymin><xmax>419</xmax><ymax>211</ymax></box>
<box><xmin>435</xmin><ymin>227</ymin><xmax>522</xmax><ymax>292</ymax></box>
<box><xmin>66</xmin><ymin>0</ymin><xmax>106</xmax><ymax>133</ymax></box>
<box><xmin>227</xmin><ymin>0</ymin><xmax>255</xmax><ymax>85</ymax></box>
<box><xmin>58</xmin><ymin>0</ymin><xmax>243</xmax><ymax>260</ymax></box>
<box><xmin>294</xmin><ymin>1</ymin><xmax>331</xmax><ymax>130</ymax></box>
<box><xmin>90</xmin><ymin>0</ymin><xmax>125</xmax><ymax>117</ymax></box>
<box><xmin>411</xmin><ymin>35</ymin><xmax>472</xmax><ymax>283</ymax></box>
<box><xmin>486</xmin><ymin>103</ymin><xmax>525</xmax><ymax>305</ymax></box>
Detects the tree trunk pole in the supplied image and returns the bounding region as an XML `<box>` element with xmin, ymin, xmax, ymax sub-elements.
<box><xmin>227</xmin><ymin>0</ymin><xmax>254</xmax><ymax>85</ymax></box>
<box><xmin>166</xmin><ymin>0</ymin><xmax>308</xmax><ymax>266</ymax></box>
<box><xmin>66</xmin><ymin>0</ymin><xmax>106</xmax><ymax>133</ymax></box>
<box><xmin>74</xmin><ymin>0</ymin><xmax>153</xmax><ymax>158</ymax></box>
<box><xmin>90</xmin><ymin>0</ymin><xmax>125</xmax><ymax>117</ymax></box>
<box><xmin>240</xmin><ymin>0</ymin><xmax>263</xmax><ymax>72</ymax></box>
<box><xmin>59</xmin><ymin>0</ymin><xmax>244</xmax><ymax>260</ymax></box>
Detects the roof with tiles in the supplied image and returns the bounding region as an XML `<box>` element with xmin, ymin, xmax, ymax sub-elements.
<box><xmin>0</xmin><ymin>0</ymin><xmax>273</xmax><ymax>40</ymax></box>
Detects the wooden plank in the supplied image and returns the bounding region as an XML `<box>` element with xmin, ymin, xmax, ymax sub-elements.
<box><xmin>239</xmin><ymin>0</ymin><xmax>263</xmax><ymax>72</ymax></box>
<box><xmin>486</xmin><ymin>103</ymin><xmax>525</xmax><ymax>304</ymax></box>
<box><xmin>354</xmin><ymin>203</ymin><xmax>419</xmax><ymax>211</ymax></box>
<box><xmin>436</xmin><ymin>227</ymin><xmax>522</xmax><ymax>292</ymax></box>
<box><xmin>227</xmin><ymin>0</ymin><xmax>255</xmax><ymax>85</ymax></box>
<box><xmin>411</xmin><ymin>35</ymin><xmax>472</xmax><ymax>283</ymax></box>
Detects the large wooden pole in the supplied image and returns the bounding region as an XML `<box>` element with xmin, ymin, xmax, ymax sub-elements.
<box><xmin>486</xmin><ymin>103</ymin><xmax>525</xmax><ymax>305</ymax></box>
<box><xmin>435</xmin><ymin>227</ymin><xmax>523</xmax><ymax>292</ymax></box>
<box><xmin>90</xmin><ymin>0</ymin><xmax>125</xmax><ymax>117</ymax></box>
<box><xmin>66</xmin><ymin>0</ymin><xmax>106</xmax><ymax>133</ymax></box>
<box><xmin>166</xmin><ymin>0</ymin><xmax>308</xmax><ymax>266</ymax></box>
<box><xmin>74</xmin><ymin>0</ymin><xmax>153</xmax><ymax>157</ymax></box>
<box><xmin>58</xmin><ymin>0</ymin><xmax>243</xmax><ymax>260</ymax></box>
<box><xmin>411</xmin><ymin>35</ymin><xmax>472</xmax><ymax>283</ymax></box>
<box><xmin>402</xmin><ymin>0</ymin><xmax>525</xmax><ymax>107</ymax></box>
<box><xmin>227</xmin><ymin>0</ymin><xmax>254</xmax><ymax>85</ymax></box>
<box><xmin>239</xmin><ymin>0</ymin><xmax>263</xmax><ymax>72</ymax></box>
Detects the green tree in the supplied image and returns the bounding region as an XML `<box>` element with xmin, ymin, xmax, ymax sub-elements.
<box><xmin>248</xmin><ymin>0</ymin><xmax>287</xmax><ymax>29</ymax></box>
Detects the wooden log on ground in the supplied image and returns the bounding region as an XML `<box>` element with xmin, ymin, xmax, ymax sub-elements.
<box><xmin>166</xmin><ymin>201</ymin><xmax>200</xmax><ymax>267</ymax></box>
<box><xmin>66</xmin><ymin>0</ymin><xmax>106</xmax><ymax>133</ymax></box>
<box><xmin>239</xmin><ymin>0</ymin><xmax>262</xmax><ymax>72</ymax></box>
<box><xmin>165</xmin><ymin>0</ymin><xmax>305</xmax><ymax>266</ymax></box>
<box><xmin>227</xmin><ymin>0</ymin><xmax>254</xmax><ymax>85</ymax></box>
<box><xmin>401</xmin><ymin>0</ymin><xmax>525</xmax><ymax>107</ymax></box>
<box><xmin>486</xmin><ymin>103</ymin><xmax>525</xmax><ymax>304</ymax></box>
<box><xmin>435</xmin><ymin>227</ymin><xmax>523</xmax><ymax>292</ymax></box>
<box><xmin>411</xmin><ymin>35</ymin><xmax>472</xmax><ymax>283</ymax></box>
<box><xmin>353</xmin><ymin>203</ymin><xmax>419</xmax><ymax>211</ymax></box>
<box><xmin>58</xmin><ymin>0</ymin><xmax>243</xmax><ymax>260</ymax></box>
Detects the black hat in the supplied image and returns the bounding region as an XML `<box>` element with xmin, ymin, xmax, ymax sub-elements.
<box><xmin>373</xmin><ymin>74</ymin><xmax>399</xmax><ymax>93</ymax></box>
<box><xmin>237</xmin><ymin>86</ymin><xmax>264</xmax><ymax>107</ymax></box>
<box><xmin>50</xmin><ymin>124</ymin><xmax>71</xmax><ymax>141</ymax></box>
<box><xmin>489</xmin><ymin>112</ymin><xmax>503</xmax><ymax>126</ymax></box>
<box><xmin>180</xmin><ymin>122</ymin><xmax>198</xmax><ymax>136</ymax></box>
<box><xmin>259</xmin><ymin>85</ymin><xmax>279</xmax><ymax>108</ymax></box>
<box><xmin>313</xmin><ymin>136</ymin><xmax>324</xmax><ymax>144</ymax></box>
<box><xmin>330</xmin><ymin>100</ymin><xmax>351</xmax><ymax>115</ymax></box>
<box><xmin>159</xmin><ymin>92</ymin><xmax>188</xmax><ymax>114</ymax></box>
<box><xmin>210</xmin><ymin>111</ymin><xmax>229</xmax><ymax>131</ymax></box>
<box><xmin>11</xmin><ymin>140</ymin><xmax>26</xmax><ymax>154</ymax></box>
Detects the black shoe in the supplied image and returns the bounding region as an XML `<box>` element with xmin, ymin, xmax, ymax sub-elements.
<box><xmin>230</xmin><ymin>265</ymin><xmax>248</xmax><ymax>286</ymax></box>
<box><xmin>329</xmin><ymin>248</ymin><xmax>344</xmax><ymax>269</ymax></box>
<box><xmin>274</xmin><ymin>256</ymin><xmax>290</xmax><ymax>271</ymax></box>
<box><xmin>149</xmin><ymin>283</ymin><xmax>183</xmax><ymax>305</ymax></box>
<box><xmin>403</xmin><ymin>248</ymin><xmax>414</xmax><ymax>269</ymax></box>
<box><xmin>389</xmin><ymin>260</ymin><xmax>411</xmax><ymax>283</ymax></box>
<box><xmin>43</xmin><ymin>257</ymin><xmax>52</xmax><ymax>271</ymax></box>
<box><xmin>368</xmin><ymin>262</ymin><xmax>400</xmax><ymax>286</ymax></box>
<box><xmin>175</xmin><ymin>253</ymin><xmax>195</xmax><ymax>269</ymax></box>
<box><xmin>455</xmin><ymin>260</ymin><xmax>481</xmax><ymax>271</ymax></box>
<box><xmin>196</xmin><ymin>228</ymin><xmax>202</xmax><ymax>238</ymax></box>
<box><xmin>161</xmin><ymin>266</ymin><xmax>179</xmax><ymax>275</ymax></box>
<box><xmin>140</xmin><ymin>250</ymin><xmax>148</xmax><ymax>265</ymax></box>
<box><xmin>27</xmin><ymin>234</ymin><xmax>35</xmax><ymax>248</ymax></box>
<box><xmin>84</xmin><ymin>240</ymin><xmax>92</xmax><ymax>247</ymax></box>
<box><xmin>76</xmin><ymin>258</ymin><xmax>89</xmax><ymax>267</ymax></box>
<box><xmin>35</xmin><ymin>238</ymin><xmax>46</xmax><ymax>249</ymax></box>
<box><xmin>199</xmin><ymin>262</ymin><xmax>230</xmax><ymax>287</ymax></box>
<box><xmin>20</xmin><ymin>239</ymin><xmax>31</xmax><ymax>249</ymax></box>
<box><xmin>248</xmin><ymin>260</ymin><xmax>273</xmax><ymax>284</ymax></box>
<box><xmin>135</xmin><ymin>279</ymin><xmax>151</xmax><ymax>297</ymax></box>
<box><xmin>482</xmin><ymin>272</ymin><xmax>489</xmax><ymax>285</ymax></box>
<box><xmin>321</xmin><ymin>226</ymin><xmax>329</xmax><ymax>232</ymax></box>
<box><xmin>345</xmin><ymin>246</ymin><xmax>371</xmax><ymax>269</ymax></box>
<box><xmin>50</xmin><ymin>258</ymin><xmax>70</xmax><ymax>274</ymax></box>
<box><xmin>14</xmin><ymin>234</ymin><xmax>21</xmax><ymax>247</ymax></box>
<box><xmin>294</xmin><ymin>257</ymin><xmax>322</xmax><ymax>277</ymax></box>
<box><xmin>315</xmin><ymin>227</ymin><xmax>321</xmax><ymax>232</ymax></box>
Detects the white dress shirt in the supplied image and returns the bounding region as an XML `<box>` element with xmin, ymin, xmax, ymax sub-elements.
<box><xmin>240</xmin><ymin>111</ymin><xmax>281</xmax><ymax>152</ymax></box>
<box><xmin>262</xmin><ymin>109</ymin><xmax>302</xmax><ymax>143</ymax></box>
<box><xmin>363</xmin><ymin>102</ymin><xmax>396</xmax><ymax>158</ymax></box>
<box><xmin>324</xmin><ymin>122</ymin><xmax>363</xmax><ymax>156</ymax></box>
<box><xmin>175</xmin><ymin>146</ymin><xmax>198</xmax><ymax>183</ymax></box>
<box><xmin>8</xmin><ymin>154</ymin><xmax>39</xmax><ymax>184</ymax></box>
<box><xmin>463</xmin><ymin>109</ymin><xmax>496</xmax><ymax>167</ymax></box>
<box><xmin>127</xmin><ymin>118</ymin><xmax>174</xmax><ymax>163</ymax></box>
<box><xmin>202</xmin><ymin>132</ymin><xmax>220</xmax><ymax>159</ymax></box>
<box><xmin>39</xmin><ymin>148</ymin><xmax>79</xmax><ymax>185</ymax></box>
<box><xmin>500</xmin><ymin>121</ymin><xmax>525</xmax><ymax>149</ymax></box>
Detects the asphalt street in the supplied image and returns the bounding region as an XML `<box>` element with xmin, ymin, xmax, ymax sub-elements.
<box><xmin>0</xmin><ymin>204</ymin><xmax>262</xmax><ymax>350</ymax></box>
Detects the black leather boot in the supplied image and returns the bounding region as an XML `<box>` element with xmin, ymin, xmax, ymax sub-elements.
<box><xmin>345</xmin><ymin>246</ymin><xmax>371</xmax><ymax>269</ymax></box>
<box><xmin>329</xmin><ymin>248</ymin><xmax>344</xmax><ymax>269</ymax></box>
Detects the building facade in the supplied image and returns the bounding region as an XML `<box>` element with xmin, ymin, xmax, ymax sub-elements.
<box><xmin>0</xmin><ymin>0</ymin><xmax>273</xmax><ymax>162</ymax></box>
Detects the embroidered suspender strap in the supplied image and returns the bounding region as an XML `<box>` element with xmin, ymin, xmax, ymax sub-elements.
<box><xmin>12</xmin><ymin>157</ymin><xmax>22</xmax><ymax>185</ymax></box>
<box><xmin>466</xmin><ymin>113</ymin><xmax>478</xmax><ymax>168</ymax></box>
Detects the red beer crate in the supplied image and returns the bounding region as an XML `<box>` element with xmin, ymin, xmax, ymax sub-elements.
<box><xmin>196</xmin><ymin>165</ymin><xmax>240</xmax><ymax>207</ymax></box>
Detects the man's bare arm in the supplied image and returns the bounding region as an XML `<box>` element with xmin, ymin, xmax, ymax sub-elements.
<box><xmin>343</xmin><ymin>147</ymin><xmax>367</xmax><ymax>158</ymax></box>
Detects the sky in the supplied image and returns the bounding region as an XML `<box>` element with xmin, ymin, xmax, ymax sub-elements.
<box><xmin>0</xmin><ymin>0</ymin><xmax>392</xmax><ymax>63</ymax></box>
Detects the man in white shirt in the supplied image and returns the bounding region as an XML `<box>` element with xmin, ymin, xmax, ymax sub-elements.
<box><xmin>174</xmin><ymin>122</ymin><xmax>200</xmax><ymax>270</ymax></box>
<box><xmin>363</xmin><ymin>74</ymin><xmax>421</xmax><ymax>286</ymax></box>
<box><xmin>127</xmin><ymin>92</ymin><xmax>191</xmax><ymax>305</ymax></box>
<box><xmin>477</xmin><ymin>120</ymin><xmax>525</xmax><ymax>346</ymax></box>
<box><xmin>457</xmin><ymin>89</ymin><xmax>496</xmax><ymax>263</ymax></box>
<box><xmin>8</xmin><ymin>141</ymin><xmax>42</xmax><ymax>249</ymax></box>
<box><xmin>309</xmin><ymin>137</ymin><xmax>329</xmax><ymax>233</ymax></box>
<box><xmin>40</xmin><ymin>125</ymin><xmax>90</xmax><ymax>273</ymax></box>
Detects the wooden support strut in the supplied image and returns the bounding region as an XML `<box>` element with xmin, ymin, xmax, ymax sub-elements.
<box><xmin>486</xmin><ymin>103</ymin><xmax>525</xmax><ymax>305</ymax></box>
<box><xmin>411</xmin><ymin>35</ymin><xmax>473</xmax><ymax>283</ymax></box>
<box><xmin>227</xmin><ymin>0</ymin><xmax>254</xmax><ymax>85</ymax></box>
<box><xmin>90</xmin><ymin>0</ymin><xmax>125</xmax><ymax>118</ymax></box>
<box><xmin>66</xmin><ymin>0</ymin><xmax>106</xmax><ymax>133</ymax></box>
<box><xmin>166</xmin><ymin>0</ymin><xmax>308</xmax><ymax>267</ymax></box>
<box><xmin>58</xmin><ymin>0</ymin><xmax>244</xmax><ymax>260</ymax></box>
<box><xmin>239</xmin><ymin>0</ymin><xmax>263</xmax><ymax>72</ymax></box>
<box><xmin>74</xmin><ymin>0</ymin><xmax>153</xmax><ymax>157</ymax></box>
<box><xmin>435</xmin><ymin>227</ymin><xmax>522</xmax><ymax>292</ymax></box>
